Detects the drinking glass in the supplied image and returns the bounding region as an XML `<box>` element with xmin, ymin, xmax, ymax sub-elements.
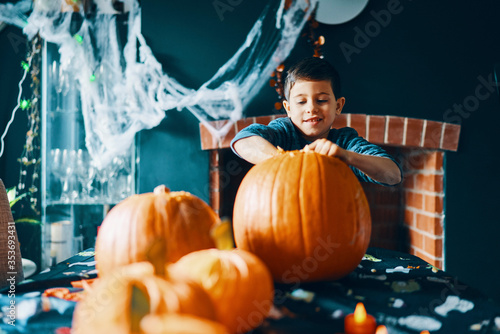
<box><xmin>51</xmin><ymin>148</ymin><xmax>75</xmax><ymax>203</ymax></box>
<box><xmin>75</xmin><ymin>149</ymin><xmax>96</xmax><ymax>203</ymax></box>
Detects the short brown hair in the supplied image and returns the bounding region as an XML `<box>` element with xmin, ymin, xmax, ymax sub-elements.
<box><xmin>284</xmin><ymin>57</ymin><xmax>342</xmax><ymax>100</ymax></box>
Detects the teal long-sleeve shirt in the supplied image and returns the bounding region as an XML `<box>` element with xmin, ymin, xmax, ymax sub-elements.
<box><xmin>230</xmin><ymin>117</ymin><xmax>403</xmax><ymax>187</ymax></box>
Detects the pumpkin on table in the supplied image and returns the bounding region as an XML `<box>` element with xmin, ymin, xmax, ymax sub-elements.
<box><xmin>95</xmin><ymin>185</ymin><xmax>220</xmax><ymax>277</ymax></box>
<box><xmin>232</xmin><ymin>150</ymin><xmax>372</xmax><ymax>283</ymax></box>
<box><xmin>169</xmin><ymin>248</ymin><xmax>274</xmax><ymax>334</ymax></box>
<box><xmin>72</xmin><ymin>262</ymin><xmax>217</xmax><ymax>334</ymax></box>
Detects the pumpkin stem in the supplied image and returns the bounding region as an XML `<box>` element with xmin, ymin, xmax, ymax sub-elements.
<box><xmin>130</xmin><ymin>285</ymin><xmax>150</xmax><ymax>333</ymax></box>
<box><xmin>145</xmin><ymin>238</ymin><xmax>168</xmax><ymax>277</ymax></box>
<box><xmin>153</xmin><ymin>185</ymin><xmax>170</xmax><ymax>195</ymax></box>
<box><xmin>210</xmin><ymin>218</ymin><xmax>235</xmax><ymax>250</ymax></box>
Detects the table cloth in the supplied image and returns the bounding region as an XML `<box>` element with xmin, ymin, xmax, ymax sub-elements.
<box><xmin>1</xmin><ymin>247</ymin><xmax>499</xmax><ymax>334</ymax></box>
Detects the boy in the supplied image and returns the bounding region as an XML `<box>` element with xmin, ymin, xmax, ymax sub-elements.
<box><xmin>230</xmin><ymin>57</ymin><xmax>402</xmax><ymax>186</ymax></box>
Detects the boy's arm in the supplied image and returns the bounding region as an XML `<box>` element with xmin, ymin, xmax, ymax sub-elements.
<box><xmin>232</xmin><ymin>136</ymin><xmax>279</xmax><ymax>164</ymax></box>
<box><xmin>306</xmin><ymin>139</ymin><xmax>402</xmax><ymax>186</ymax></box>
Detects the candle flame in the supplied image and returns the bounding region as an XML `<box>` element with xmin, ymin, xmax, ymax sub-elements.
<box><xmin>420</xmin><ymin>331</ymin><xmax>430</xmax><ymax>334</ymax></box>
<box><xmin>376</xmin><ymin>325</ymin><xmax>388</xmax><ymax>334</ymax></box>
<box><xmin>353</xmin><ymin>303</ymin><xmax>367</xmax><ymax>323</ymax></box>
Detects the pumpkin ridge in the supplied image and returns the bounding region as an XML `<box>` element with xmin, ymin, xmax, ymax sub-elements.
<box><xmin>134</xmin><ymin>198</ymin><xmax>147</xmax><ymax>263</ymax></box>
<box><xmin>346</xmin><ymin>163</ymin><xmax>361</xmax><ymax>246</ymax></box>
<box><xmin>169</xmin><ymin>197</ymin><xmax>182</xmax><ymax>260</ymax></box>
<box><xmin>317</xmin><ymin>153</ymin><xmax>327</xmax><ymax>260</ymax></box>
<box><xmin>270</xmin><ymin>155</ymin><xmax>288</xmax><ymax>260</ymax></box>
<box><xmin>129</xmin><ymin>198</ymin><xmax>143</xmax><ymax>264</ymax></box>
<box><xmin>297</xmin><ymin>153</ymin><xmax>308</xmax><ymax>259</ymax></box>
<box><xmin>350</xmin><ymin>175</ymin><xmax>359</xmax><ymax>246</ymax></box>
<box><xmin>163</xmin><ymin>196</ymin><xmax>175</xmax><ymax>262</ymax></box>
<box><xmin>166</xmin><ymin>196</ymin><xmax>176</xmax><ymax>261</ymax></box>
<box><xmin>178</xmin><ymin>199</ymin><xmax>195</xmax><ymax>255</ymax></box>
<box><xmin>148</xmin><ymin>197</ymin><xmax>162</xmax><ymax>267</ymax></box>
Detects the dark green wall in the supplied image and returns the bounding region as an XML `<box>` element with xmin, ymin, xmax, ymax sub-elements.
<box><xmin>137</xmin><ymin>0</ymin><xmax>273</xmax><ymax>200</ymax></box>
<box><xmin>313</xmin><ymin>1</ymin><xmax>500</xmax><ymax>302</ymax></box>
<box><xmin>1</xmin><ymin>0</ymin><xmax>500</xmax><ymax>302</ymax></box>
<box><xmin>0</xmin><ymin>24</ymin><xmax>28</xmax><ymax>190</ymax></box>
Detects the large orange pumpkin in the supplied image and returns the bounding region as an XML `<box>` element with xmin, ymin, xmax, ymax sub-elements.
<box><xmin>232</xmin><ymin>150</ymin><xmax>371</xmax><ymax>283</ymax></box>
<box><xmin>72</xmin><ymin>262</ymin><xmax>217</xmax><ymax>334</ymax></box>
<box><xmin>95</xmin><ymin>185</ymin><xmax>219</xmax><ymax>277</ymax></box>
<box><xmin>169</xmin><ymin>248</ymin><xmax>274</xmax><ymax>334</ymax></box>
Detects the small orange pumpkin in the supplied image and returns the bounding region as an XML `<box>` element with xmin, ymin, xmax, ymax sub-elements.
<box><xmin>140</xmin><ymin>314</ymin><xmax>229</xmax><ymax>334</ymax></box>
<box><xmin>232</xmin><ymin>150</ymin><xmax>371</xmax><ymax>283</ymax></box>
<box><xmin>72</xmin><ymin>262</ymin><xmax>216</xmax><ymax>334</ymax></box>
<box><xmin>95</xmin><ymin>185</ymin><xmax>219</xmax><ymax>277</ymax></box>
<box><xmin>169</xmin><ymin>248</ymin><xmax>274</xmax><ymax>334</ymax></box>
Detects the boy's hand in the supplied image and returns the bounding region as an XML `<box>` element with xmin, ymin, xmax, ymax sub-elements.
<box><xmin>305</xmin><ymin>139</ymin><xmax>349</xmax><ymax>163</ymax></box>
<box><xmin>305</xmin><ymin>138</ymin><xmax>402</xmax><ymax>185</ymax></box>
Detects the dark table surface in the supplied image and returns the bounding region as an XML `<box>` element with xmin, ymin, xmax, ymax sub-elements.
<box><xmin>1</xmin><ymin>247</ymin><xmax>499</xmax><ymax>334</ymax></box>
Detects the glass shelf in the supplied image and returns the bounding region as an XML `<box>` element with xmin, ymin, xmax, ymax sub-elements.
<box><xmin>40</xmin><ymin>41</ymin><xmax>137</xmax><ymax>269</ymax></box>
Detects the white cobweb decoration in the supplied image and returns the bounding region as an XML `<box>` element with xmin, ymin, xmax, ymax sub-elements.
<box><xmin>2</xmin><ymin>0</ymin><xmax>316</xmax><ymax>167</ymax></box>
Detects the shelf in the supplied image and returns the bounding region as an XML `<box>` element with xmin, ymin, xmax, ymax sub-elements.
<box><xmin>45</xmin><ymin>200</ymin><xmax>123</xmax><ymax>206</ymax></box>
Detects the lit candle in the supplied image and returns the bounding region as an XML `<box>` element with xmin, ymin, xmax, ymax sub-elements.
<box><xmin>344</xmin><ymin>303</ymin><xmax>377</xmax><ymax>334</ymax></box>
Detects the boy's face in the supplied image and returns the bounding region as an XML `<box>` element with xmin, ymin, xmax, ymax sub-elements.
<box><xmin>283</xmin><ymin>79</ymin><xmax>345</xmax><ymax>142</ymax></box>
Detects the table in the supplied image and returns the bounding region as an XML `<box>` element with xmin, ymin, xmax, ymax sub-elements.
<box><xmin>1</xmin><ymin>247</ymin><xmax>499</xmax><ymax>333</ymax></box>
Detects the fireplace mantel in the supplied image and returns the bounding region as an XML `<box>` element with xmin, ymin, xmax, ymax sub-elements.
<box><xmin>199</xmin><ymin>113</ymin><xmax>461</xmax><ymax>269</ymax></box>
<box><xmin>200</xmin><ymin>113</ymin><xmax>461</xmax><ymax>152</ymax></box>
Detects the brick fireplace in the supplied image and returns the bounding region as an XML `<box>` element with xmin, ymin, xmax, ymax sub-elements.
<box><xmin>199</xmin><ymin>113</ymin><xmax>460</xmax><ymax>269</ymax></box>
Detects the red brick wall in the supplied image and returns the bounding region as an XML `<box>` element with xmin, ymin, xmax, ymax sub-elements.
<box><xmin>402</xmin><ymin>150</ymin><xmax>445</xmax><ymax>269</ymax></box>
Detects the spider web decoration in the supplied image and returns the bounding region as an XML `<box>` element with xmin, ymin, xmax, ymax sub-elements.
<box><xmin>1</xmin><ymin>0</ymin><xmax>316</xmax><ymax>168</ymax></box>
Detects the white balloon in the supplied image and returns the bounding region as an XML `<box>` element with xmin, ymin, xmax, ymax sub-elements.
<box><xmin>316</xmin><ymin>0</ymin><xmax>369</xmax><ymax>25</ymax></box>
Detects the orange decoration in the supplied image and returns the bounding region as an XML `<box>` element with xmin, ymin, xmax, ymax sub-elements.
<box><xmin>274</xmin><ymin>101</ymin><xmax>283</xmax><ymax>110</ymax></box>
<box><xmin>140</xmin><ymin>314</ymin><xmax>229</xmax><ymax>334</ymax></box>
<box><xmin>61</xmin><ymin>0</ymin><xmax>80</xmax><ymax>12</ymax></box>
<box><xmin>42</xmin><ymin>287</ymin><xmax>84</xmax><ymax>302</ymax></box>
<box><xmin>233</xmin><ymin>150</ymin><xmax>371</xmax><ymax>282</ymax></box>
<box><xmin>169</xmin><ymin>248</ymin><xmax>274</xmax><ymax>334</ymax></box>
<box><xmin>72</xmin><ymin>262</ymin><xmax>216</xmax><ymax>334</ymax></box>
<box><xmin>344</xmin><ymin>303</ymin><xmax>377</xmax><ymax>334</ymax></box>
<box><xmin>95</xmin><ymin>185</ymin><xmax>219</xmax><ymax>277</ymax></box>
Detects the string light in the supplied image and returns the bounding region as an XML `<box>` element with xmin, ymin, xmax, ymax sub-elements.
<box><xmin>73</xmin><ymin>34</ymin><xmax>83</xmax><ymax>44</ymax></box>
<box><xmin>0</xmin><ymin>45</ymin><xmax>34</xmax><ymax>158</ymax></box>
<box><xmin>17</xmin><ymin>35</ymin><xmax>42</xmax><ymax>214</ymax></box>
<box><xmin>0</xmin><ymin>34</ymin><xmax>42</xmax><ymax>215</ymax></box>
<box><xmin>20</xmin><ymin>99</ymin><xmax>31</xmax><ymax>110</ymax></box>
